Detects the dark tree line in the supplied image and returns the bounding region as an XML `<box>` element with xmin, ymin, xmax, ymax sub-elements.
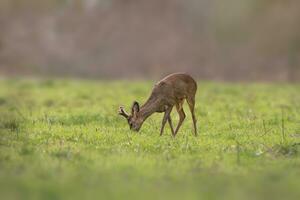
<box><xmin>0</xmin><ymin>0</ymin><xmax>299</xmax><ymax>81</ymax></box>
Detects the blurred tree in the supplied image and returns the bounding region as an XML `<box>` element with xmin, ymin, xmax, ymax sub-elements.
<box><xmin>0</xmin><ymin>0</ymin><xmax>299</xmax><ymax>81</ymax></box>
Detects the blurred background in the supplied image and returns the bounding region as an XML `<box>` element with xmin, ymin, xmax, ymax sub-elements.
<box><xmin>0</xmin><ymin>0</ymin><xmax>299</xmax><ymax>81</ymax></box>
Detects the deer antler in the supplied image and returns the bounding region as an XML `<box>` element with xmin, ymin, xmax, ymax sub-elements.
<box><xmin>118</xmin><ymin>106</ymin><xmax>129</xmax><ymax>119</ymax></box>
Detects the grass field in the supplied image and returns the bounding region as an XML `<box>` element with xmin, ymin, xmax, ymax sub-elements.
<box><xmin>0</xmin><ymin>79</ymin><xmax>299</xmax><ymax>200</ymax></box>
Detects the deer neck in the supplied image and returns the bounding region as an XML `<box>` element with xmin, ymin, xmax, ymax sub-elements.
<box><xmin>138</xmin><ymin>98</ymin><xmax>160</xmax><ymax>121</ymax></box>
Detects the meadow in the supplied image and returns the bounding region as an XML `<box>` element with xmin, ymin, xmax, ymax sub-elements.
<box><xmin>0</xmin><ymin>78</ymin><xmax>299</xmax><ymax>200</ymax></box>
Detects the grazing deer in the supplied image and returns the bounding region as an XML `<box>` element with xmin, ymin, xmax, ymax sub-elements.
<box><xmin>118</xmin><ymin>73</ymin><xmax>197</xmax><ymax>137</ymax></box>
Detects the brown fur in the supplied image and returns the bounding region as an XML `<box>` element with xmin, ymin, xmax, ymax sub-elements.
<box><xmin>119</xmin><ymin>73</ymin><xmax>197</xmax><ymax>137</ymax></box>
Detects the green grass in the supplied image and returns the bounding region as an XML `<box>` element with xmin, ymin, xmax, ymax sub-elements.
<box><xmin>0</xmin><ymin>79</ymin><xmax>299</xmax><ymax>200</ymax></box>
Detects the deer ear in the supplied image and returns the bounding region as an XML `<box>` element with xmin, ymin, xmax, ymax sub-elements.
<box><xmin>132</xmin><ymin>101</ymin><xmax>140</xmax><ymax>115</ymax></box>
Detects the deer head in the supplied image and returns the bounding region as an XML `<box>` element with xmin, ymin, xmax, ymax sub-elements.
<box><xmin>118</xmin><ymin>101</ymin><xmax>144</xmax><ymax>131</ymax></box>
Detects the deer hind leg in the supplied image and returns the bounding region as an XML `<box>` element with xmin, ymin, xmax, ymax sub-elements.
<box><xmin>174</xmin><ymin>101</ymin><xmax>186</xmax><ymax>136</ymax></box>
<box><xmin>187</xmin><ymin>96</ymin><xmax>197</xmax><ymax>136</ymax></box>
<box><xmin>160</xmin><ymin>106</ymin><xmax>173</xmax><ymax>136</ymax></box>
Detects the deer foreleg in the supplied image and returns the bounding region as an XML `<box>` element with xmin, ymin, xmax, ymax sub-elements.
<box><xmin>174</xmin><ymin>103</ymin><xmax>186</xmax><ymax>136</ymax></box>
<box><xmin>160</xmin><ymin>107</ymin><xmax>173</xmax><ymax>136</ymax></box>
<box><xmin>168</xmin><ymin>116</ymin><xmax>175</xmax><ymax>136</ymax></box>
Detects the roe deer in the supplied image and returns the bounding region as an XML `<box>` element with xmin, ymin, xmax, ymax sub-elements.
<box><xmin>118</xmin><ymin>73</ymin><xmax>197</xmax><ymax>137</ymax></box>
